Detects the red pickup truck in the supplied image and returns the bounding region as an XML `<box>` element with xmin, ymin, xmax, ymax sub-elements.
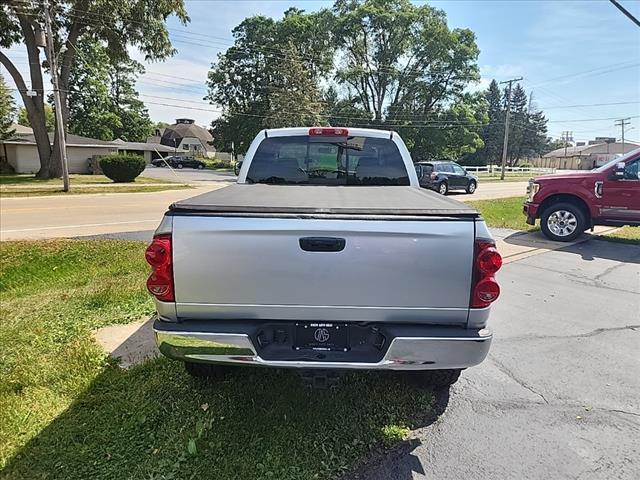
<box><xmin>524</xmin><ymin>148</ymin><xmax>640</xmax><ymax>241</ymax></box>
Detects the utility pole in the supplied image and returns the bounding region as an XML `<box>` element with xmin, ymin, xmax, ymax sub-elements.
<box><xmin>614</xmin><ymin>118</ymin><xmax>631</xmax><ymax>154</ymax></box>
<box><xmin>499</xmin><ymin>77</ymin><xmax>523</xmax><ymax>180</ymax></box>
<box><xmin>561</xmin><ymin>131</ymin><xmax>573</xmax><ymax>157</ymax></box>
<box><xmin>43</xmin><ymin>0</ymin><xmax>69</xmax><ymax>191</ymax></box>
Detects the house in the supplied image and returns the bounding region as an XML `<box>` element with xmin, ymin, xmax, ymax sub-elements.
<box><xmin>110</xmin><ymin>139</ymin><xmax>175</xmax><ymax>164</ymax></box>
<box><xmin>1</xmin><ymin>127</ymin><xmax>119</xmax><ymax>174</ymax></box>
<box><xmin>150</xmin><ymin>118</ymin><xmax>216</xmax><ymax>158</ymax></box>
<box><xmin>0</xmin><ymin>125</ymin><xmax>175</xmax><ymax>174</ymax></box>
<box><xmin>534</xmin><ymin>140</ymin><xmax>640</xmax><ymax>170</ymax></box>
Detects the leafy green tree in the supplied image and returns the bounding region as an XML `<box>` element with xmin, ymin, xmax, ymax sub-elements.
<box><xmin>0</xmin><ymin>1</ymin><xmax>188</xmax><ymax>178</ymax></box>
<box><xmin>0</xmin><ymin>73</ymin><xmax>16</xmax><ymax>140</ymax></box>
<box><xmin>265</xmin><ymin>43</ymin><xmax>326</xmax><ymax>129</ymax></box>
<box><xmin>206</xmin><ymin>9</ymin><xmax>334</xmax><ymax>152</ymax></box>
<box><xmin>18</xmin><ymin>105</ymin><xmax>54</xmax><ymax>132</ymax></box>
<box><xmin>333</xmin><ymin>0</ymin><xmax>480</xmax><ymax>122</ymax></box>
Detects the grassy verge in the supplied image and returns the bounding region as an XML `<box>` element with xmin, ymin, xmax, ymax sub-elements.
<box><xmin>477</xmin><ymin>175</ymin><xmax>532</xmax><ymax>183</ymax></box>
<box><xmin>0</xmin><ymin>173</ymin><xmax>191</xmax><ymax>197</ymax></box>
<box><xmin>0</xmin><ymin>173</ymin><xmax>166</xmax><ymax>186</ymax></box>
<box><xmin>1</xmin><ymin>241</ymin><xmax>433</xmax><ymax>479</ymax></box>
<box><xmin>467</xmin><ymin>196</ymin><xmax>537</xmax><ymax>231</ymax></box>
<box><xmin>593</xmin><ymin>226</ymin><xmax>640</xmax><ymax>245</ymax></box>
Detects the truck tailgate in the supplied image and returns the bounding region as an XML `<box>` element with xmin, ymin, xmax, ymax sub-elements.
<box><xmin>172</xmin><ymin>216</ymin><xmax>474</xmax><ymax>324</ymax></box>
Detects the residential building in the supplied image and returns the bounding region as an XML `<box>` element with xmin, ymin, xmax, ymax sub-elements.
<box><xmin>533</xmin><ymin>140</ymin><xmax>640</xmax><ymax>170</ymax></box>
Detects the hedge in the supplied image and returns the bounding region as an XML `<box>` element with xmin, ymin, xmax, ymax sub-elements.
<box><xmin>99</xmin><ymin>154</ymin><xmax>146</xmax><ymax>183</ymax></box>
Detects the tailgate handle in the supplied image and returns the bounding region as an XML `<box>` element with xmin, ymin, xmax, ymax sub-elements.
<box><xmin>299</xmin><ymin>237</ymin><xmax>346</xmax><ymax>252</ymax></box>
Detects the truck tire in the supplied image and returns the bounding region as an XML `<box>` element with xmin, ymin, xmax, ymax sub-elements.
<box><xmin>438</xmin><ymin>182</ymin><xmax>448</xmax><ymax>195</ymax></box>
<box><xmin>540</xmin><ymin>202</ymin><xmax>586</xmax><ymax>242</ymax></box>
<box><xmin>184</xmin><ymin>361</ymin><xmax>230</xmax><ymax>380</ymax></box>
<box><xmin>408</xmin><ymin>369</ymin><xmax>462</xmax><ymax>387</ymax></box>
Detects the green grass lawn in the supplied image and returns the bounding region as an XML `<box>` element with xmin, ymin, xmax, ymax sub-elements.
<box><xmin>0</xmin><ymin>241</ymin><xmax>433</xmax><ymax>479</ymax></box>
<box><xmin>467</xmin><ymin>196</ymin><xmax>536</xmax><ymax>231</ymax></box>
<box><xmin>0</xmin><ymin>174</ymin><xmax>190</xmax><ymax>197</ymax></box>
<box><xmin>593</xmin><ymin>226</ymin><xmax>640</xmax><ymax>244</ymax></box>
<box><xmin>0</xmin><ymin>173</ymin><xmax>165</xmax><ymax>186</ymax></box>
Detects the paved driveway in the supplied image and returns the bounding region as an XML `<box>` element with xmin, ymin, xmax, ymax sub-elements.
<box><xmin>350</xmin><ymin>239</ymin><xmax>640</xmax><ymax>480</ymax></box>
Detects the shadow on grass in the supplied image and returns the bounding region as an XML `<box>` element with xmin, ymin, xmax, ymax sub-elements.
<box><xmin>3</xmin><ymin>356</ymin><xmax>448</xmax><ymax>480</ymax></box>
<box><xmin>503</xmin><ymin>230</ymin><xmax>640</xmax><ymax>263</ymax></box>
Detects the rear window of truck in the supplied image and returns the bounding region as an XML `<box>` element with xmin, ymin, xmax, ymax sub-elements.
<box><xmin>246</xmin><ymin>135</ymin><xmax>410</xmax><ymax>186</ymax></box>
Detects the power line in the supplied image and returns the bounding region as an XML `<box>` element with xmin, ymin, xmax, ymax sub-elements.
<box><xmin>609</xmin><ymin>0</ymin><xmax>640</xmax><ymax>28</ymax></box>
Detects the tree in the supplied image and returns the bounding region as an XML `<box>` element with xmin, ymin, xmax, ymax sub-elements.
<box><xmin>265</xmin><ymin>43</ymin><xmax>326</xmax><ymax>129</ymax></box>
<box><xmin>0</xmin><ymin>1</ymin><xmax>188</xmax><ymax>178</ymax></box>
<box><xmin>206</xmin><ymin>9</ymin><xmax>334</xmax><ymax>152</ymax></box>
<box><xmin>479</xmin><ymin>79</ymin><xmax>504</xmax><ymax>166</ymax></box>
<box><xmin>505</xmin><ymin>83</ymin><xmax>528</xmax><ymax>165</ymax></box>
<box><xmin>18</xmin><ymin>105</ymin><xmax>55</xmax><ymax>132</ymax></box>
<box><xmin>67</xmin><ymin>38</ymin><xmax>153</xmax><ymax>141</ymax></box>
<box><xmin>333</xmin><ymin>0</ymin><xmax>480</xmax><ymax>123</ymax></box>
<box><xmin>0</xmin><ymin>73</ymin><xmax>16</xmax><ymax>140</ymax></box>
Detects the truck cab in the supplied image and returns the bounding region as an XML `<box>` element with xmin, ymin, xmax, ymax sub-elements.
<box><xmin>524</xmin><ymin>148</ymin><xmax>640</xmax><ymax>241</ymax></box>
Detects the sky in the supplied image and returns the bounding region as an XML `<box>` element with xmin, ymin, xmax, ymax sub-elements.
<box><xmin>3</xmin><ymin>0</ymin><xmax>640</xmax><ymax>144</ymax></box>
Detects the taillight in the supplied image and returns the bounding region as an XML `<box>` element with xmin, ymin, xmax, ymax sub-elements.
<box><xmin>145</xmin><ymin>234</ymin><xmax>174</xmax><ymax>302</ymax></box>
<box><xmin>308</xmin><ymin>127</ymin><xmax>348</xmax><ymax>136</ymax></box>
<box><xmin>471</xmin><ymin>239</ymin><xmax>502</xmax><ymax>308</ymax></box>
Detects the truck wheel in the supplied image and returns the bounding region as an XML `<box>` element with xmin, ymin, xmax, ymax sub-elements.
<box><xmin>540</xmin><ymin>202</ymin><xmax>586</xmax><ymax>242</ymax></box>
<box><xmin>408</xmin><ymin>369</ymin><xmax>462</xmax><ymax>387</ymax></box>
<box><xmin>184</xmin><ymin>361</ymin><xmax>230</xmax><ymax>380</ymax></box>
<box><xmin>438</xmin><ymin>182</ymin><xmax>448</xmax><ymax>195</ymax></box>
<box><xmin>466</xmin><ymin>180</ymin><xmax>477</xmax><ymax>194</ymax></box>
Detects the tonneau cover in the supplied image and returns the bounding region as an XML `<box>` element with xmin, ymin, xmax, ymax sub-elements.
<box><xmin>169</xmin><ymin>184</ymin><xmax>478</xmax><ymax>217</ymax></box>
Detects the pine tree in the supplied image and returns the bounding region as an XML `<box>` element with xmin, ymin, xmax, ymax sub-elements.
<box><xmin>265</xmin><ymin>43</ymin><xmax>325</xmax><ymax>129</ymax></box>
<box><xmin>0</xmin><ymin>73</ymin><xmax>16</xmax><ymax>141</ymax></box>
<box><xmin>482</xmin><ymin>80</ymin><xmax>504</xmax><ymax>167</ymax></box>
<box><xmin>506</xmin><ymin>83</ymin><xmax>528</xmax><ymax>165</ymax></box>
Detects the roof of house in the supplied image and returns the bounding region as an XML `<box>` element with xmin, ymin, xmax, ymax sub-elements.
<box><xmin>115</xmin><ymin>140</ymin><xmax>175</xmax><ymax>153</ymax></box>
<box><xmin>2</xmin><ymin>132</ymin><xmax>118</xmax><ymax>148</ymax></box>
<box><xmin>544</xmin><ymin>141</ymin><xmax>640</xmax><ymax>158</ymax></box>
<box><xmin>10</xmin><ymin>124</ymin><xmax>34</xmax><ymax>135</ymax></box>
<box><xmin>160</xmin><ymin>121</ymin><xmax>214</xmax><ymax>152</ymax></box>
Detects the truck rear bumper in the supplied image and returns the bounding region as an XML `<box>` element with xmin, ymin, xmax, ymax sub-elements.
<box><xmin>153</xmin><ymin>318</ymin><xmax>492</xmax><ymax>371</ymax></box>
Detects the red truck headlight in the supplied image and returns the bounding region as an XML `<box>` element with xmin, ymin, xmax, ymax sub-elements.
<box><xmin>145</xmin><ymin>234</ymin><xmax>174</xmax><ymax>302</ymax></box>
<box><xmin>471</xmin><ymin>239</ymin><xmax>502</xmax><ymax>308</ymax></box>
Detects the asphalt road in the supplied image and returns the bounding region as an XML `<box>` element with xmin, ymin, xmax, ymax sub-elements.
<box><xmin>141</xmin><ymin>165</ymin><xmax>236</xmax><ymax>184</ymax></box>
<box><xmin>0</xmin><ymin>173</ymin><xmax>528</xmax><ymax>240</ymax></box>
<box><xmin>349</xmin><ymin>239</ymin><xmax>640</xmax><ymax>480</ymax></box>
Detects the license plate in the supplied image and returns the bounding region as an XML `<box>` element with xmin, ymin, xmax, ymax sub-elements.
<box><xmin>294</xmin><ymin>322</ymin><xmax>349</xmax><ymax>352</ymax></box>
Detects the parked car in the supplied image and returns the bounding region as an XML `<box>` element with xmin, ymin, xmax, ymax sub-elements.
<box><xmin>147</xmin><ymin>127</ymin><xmax>502</xmax><ymax>387</ymax></box>
<box><xmin>524</xmin><ymin>148</ymin><xmax>640</xmax><ymax>241</ymax></box>
<box><xmin>415</xmin><ymin>161</ymin><xmax>478</xmax><ymax>194</ymax></box>
<box><xmin>152</xmin><ymin>155</ymin><xmax>204</xmax><ymax>169</ymax></box>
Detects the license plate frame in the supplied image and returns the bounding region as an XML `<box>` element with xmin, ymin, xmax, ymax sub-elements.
<box><xmin>294</xmin><ymin>322</ymin><xmax>349</xmax><ymax>352</ymax></box>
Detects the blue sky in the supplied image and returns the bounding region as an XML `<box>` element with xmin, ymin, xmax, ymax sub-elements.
<box><xmin>4</xmin><ymin>0</ymin><xmax>640</xmax><ymax>143</ymax></box>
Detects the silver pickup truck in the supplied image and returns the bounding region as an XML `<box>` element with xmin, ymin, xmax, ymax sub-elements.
<box><xmin>147</xmin><ymin>127</ymin><xmax>502</xmax><ymax>386</ymax></box>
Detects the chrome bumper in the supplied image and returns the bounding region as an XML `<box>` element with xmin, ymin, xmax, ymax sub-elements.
<box><xmin>154</xmin><ymin>326</ymin><xmax>492</xmax><ymax>371</ymax></box>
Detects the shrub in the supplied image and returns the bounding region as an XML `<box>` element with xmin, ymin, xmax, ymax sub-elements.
<box><xmin>201</xmin><ymin>158</ymin><xmax>234</xmax><ymax>170</ymax></box>
<box><xmin>99</xmin><ymin>154</ymin><xmax>146</xmax><ymax>183</ymax></box>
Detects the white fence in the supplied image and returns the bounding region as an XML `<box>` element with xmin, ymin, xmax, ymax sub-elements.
<box><xmin>465</xmin><ymin>166</ymin><xmax>557</xmax><ymax>177</ymax></box>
